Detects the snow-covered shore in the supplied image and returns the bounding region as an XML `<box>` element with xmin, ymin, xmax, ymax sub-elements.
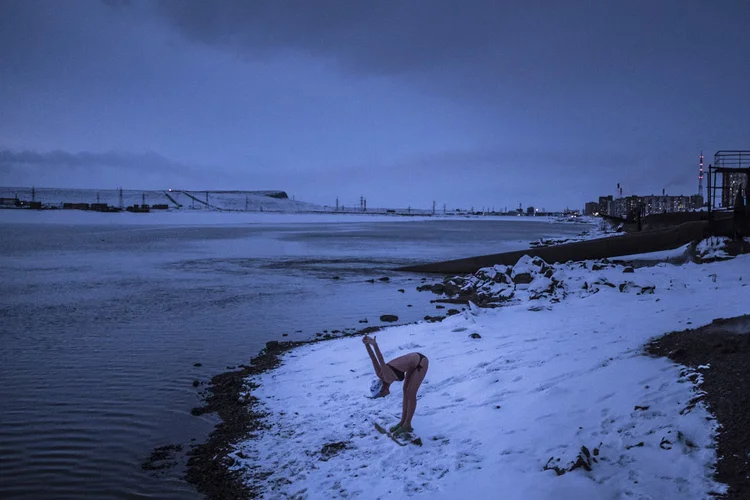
<box><xmin>229</xmin><ymin>249</ymin><xmax>749</xmax><ymax>499</ymax></box>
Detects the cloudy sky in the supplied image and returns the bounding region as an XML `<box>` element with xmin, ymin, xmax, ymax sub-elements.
<box><xmin>1</xmin><ymin>0</ymin><xmax>748</xmax><ymax>210</ymax></box>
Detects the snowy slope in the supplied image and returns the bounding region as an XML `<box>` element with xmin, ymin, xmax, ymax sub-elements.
<box><xmin>163</xmin><ymin>190</ymin><xmax>323</xmax><ymax>212</ymax></box>
<box><xmin>229</xmin><ymin>252</ymin><xmax>750</xmax><ymax>499</ymax></box>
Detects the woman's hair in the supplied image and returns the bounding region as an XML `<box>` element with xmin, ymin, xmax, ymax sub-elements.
<box><xmin>370</xmin><ymin>378</ymin><xmax>383</xmax><ymax>398</ymax></box>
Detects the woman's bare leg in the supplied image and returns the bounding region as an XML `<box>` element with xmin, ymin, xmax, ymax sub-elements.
<box><xmin>399</xmin><ymin>386</ymin><xmax>408</xmax><ymax>427</ymax></box>
<box><xmin>402</xmin><ymin>358</ymin><xmax>428</xmax><ymax>430</ymax></box>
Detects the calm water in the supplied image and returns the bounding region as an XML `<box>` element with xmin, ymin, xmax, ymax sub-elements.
<box><xmin>0</xmin><ymin>213</ymin><xmax>585</xmax><ymax>499</ymax></box>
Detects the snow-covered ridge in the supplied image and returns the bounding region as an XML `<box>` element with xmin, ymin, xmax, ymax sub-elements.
<box><xmin>228</xmin><ymin>248</ymin><xmax>749</xmax><ymax>499</ymax></box>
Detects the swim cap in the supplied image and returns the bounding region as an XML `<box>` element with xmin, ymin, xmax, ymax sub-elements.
<box><xmin>370</xmin><ymin>378</ymin><xmax>383</xmax><ymax>398</ymax></box>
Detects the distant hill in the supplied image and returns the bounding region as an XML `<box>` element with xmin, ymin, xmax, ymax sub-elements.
<box><xmin>0</xmin><ymin>187</ymin><xmax>324</xmax><ymax>212</ymax></box>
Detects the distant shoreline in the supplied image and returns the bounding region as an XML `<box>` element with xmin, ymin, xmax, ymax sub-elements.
<box><xmin>0</xmin><ymin>186</ymin><xmax>584</xmax><ymax>217</ymax></box>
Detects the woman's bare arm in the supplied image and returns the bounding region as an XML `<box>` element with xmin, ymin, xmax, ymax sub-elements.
<box><xmin>371</xmin><ymin>340</ymin><xmax>388</xmax><ymax>367</ymax></box>
<box><xmin>365</xmin><ymin>343</ymin><xmax>383</xmax><ymax>379</ymax></box>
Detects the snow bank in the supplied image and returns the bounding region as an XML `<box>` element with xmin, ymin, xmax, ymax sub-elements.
<box><xmin>696</xmin><ymin>237</ymin><xmax>732</xmax><ymax>262</ymax></box>
<box><xmin>610</xmin><ymin>244</ymin><xmax>692</xmax><ymax>264</ymax></box>
<box><xmin>434</xmin><ymin>254</ymin><xmax>658</xmax><ymax>306</ymax></box>
<box><xmin>529</xmin><ymin>217</ymin><xmax>621</xmax><ymax>248</ymax></box>
<box><xmin>229</xmin><ymin>252</ymin><xmax>749</xmax><ymax>499</ymax></box>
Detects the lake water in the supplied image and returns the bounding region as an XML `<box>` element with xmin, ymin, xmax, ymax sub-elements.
<box><xmin>0</xmin><ymin>212</ymin><xmax>586</xmax><ymax>499</ymax></box>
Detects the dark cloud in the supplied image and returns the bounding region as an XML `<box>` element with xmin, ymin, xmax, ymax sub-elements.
<box><xmin>151</xmin><ymin>1</ymin><xmax>750</xmax><ymax>145</ymax></box>
<box><xmin>0</xmin><ymin>149</ymin><xmax>235</xmax><ymax>189</ymax></box>
<box><xmin>153</xmin><ymin>1</ymin><xmax>505</xmax><ymax>75</ymax></box>
<box><xmin>152</xmin><ymin>1</ymin><xmax>749</xmax><ymax>82</ymax></box>
<box><xmin>101</xmin><ymin>0</ymin><xmax>132</xmax><ymax>7</ymax></box>
<box><xmin>2</xmin><ymin>149</ymin><xmax>177</xmax><ymax>172</ymax></box>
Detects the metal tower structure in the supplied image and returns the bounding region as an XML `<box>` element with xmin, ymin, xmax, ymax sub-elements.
<box><xmin>698</xmin><ymin>150</ymin><xmax>704</xmax><ymax>197</ymax></box>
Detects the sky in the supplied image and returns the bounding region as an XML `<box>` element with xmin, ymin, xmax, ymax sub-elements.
<box><xmin>1</xmin><ymin>0</ymin><xmax>748</xmax><ymax>211</ymax></box>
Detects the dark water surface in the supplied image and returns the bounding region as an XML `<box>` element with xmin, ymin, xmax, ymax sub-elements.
<box><xmin>0</xmin><ymin>215</ymin><xmax>585</xmax><ymax>499</ymax></box>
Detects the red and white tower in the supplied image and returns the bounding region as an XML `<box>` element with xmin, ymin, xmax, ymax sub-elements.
<box><xmin>698</xmin><ymin>150</ymin><xmax>704</xmax><ymax>198</ymax></box>
<box><xmin>698</xmin><ymin>149</ymin><xmax>703</xmax><ymax>196</ymax></box>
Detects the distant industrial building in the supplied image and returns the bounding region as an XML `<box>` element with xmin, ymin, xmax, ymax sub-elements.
<box><xmin>598</xmin><ymin>195</ymin><xmax>613</xmax><ymax>216</ymax></box>
<box><xmin>584</xmin><ymin>201</ymin><xmax>599</xmax><ymax>216</ymax></box>
<box><xmin>584</xmin><ymin>152</ymin><xmax>712</xmax><ymax>219</ymax></box>
<box><xmin>586</xmin><ymin>194</ymin><xmax>703</xmax><ymax>219</ymax></box>
<box><xmin>585</xmin><ymin>150</ymin><xmax>748</xmax><ymax>222</ymax></box>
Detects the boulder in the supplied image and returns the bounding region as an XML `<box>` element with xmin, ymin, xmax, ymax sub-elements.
<box><xmin>513</xmin><ymin>272</ymin><xmax>534</xmax><ymax>285</ymax></box>
<box><xmin>265</xmin><ymin>340</ymin><xmax>280</xmax><ymax>351</ymax></box>
<box><xmin>528</xmin><ymin>276</ymin><xmax>554</xmax><ymax>299</ymax></box>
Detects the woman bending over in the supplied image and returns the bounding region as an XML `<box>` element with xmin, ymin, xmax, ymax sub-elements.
<box><xmin>363</xmin><ymin>335</ymin><xmax>429</xmax><ymax>435</ymax></box>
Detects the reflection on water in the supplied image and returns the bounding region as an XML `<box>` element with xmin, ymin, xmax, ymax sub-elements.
<box><xmin>0</xmin><ymin>217</ymin><xmax>585</xmax><ymax>499</ymax></box>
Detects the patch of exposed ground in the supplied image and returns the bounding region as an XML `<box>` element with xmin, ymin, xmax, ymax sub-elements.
<box><xmin>646</xmin><ymin>315</ymin><xmax>750</xmax><ymax>500</ymax></box>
